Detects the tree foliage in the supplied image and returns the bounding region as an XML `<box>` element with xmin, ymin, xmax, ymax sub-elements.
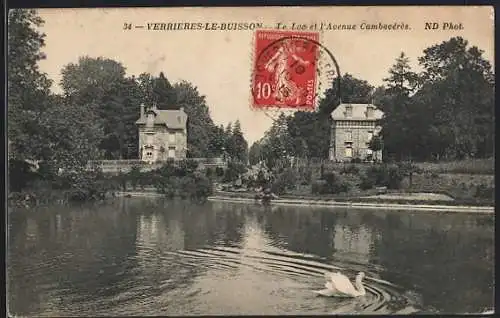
<box><xmin>251</xmin><ymin>39</ymin><xmax>493</xmax><ymax>164</ymax></box>
<box><xmin>59</xmin><ymin>56</ymin><xmax>138</xmax><ymax>159</ymax></box>
<box><xmin>415</xmin><ymin>37</ymin><xmax>494</xmax><ymax>159</ymax></box>
<box><xmin>225</xmin><ymin>120</ymin><xmax>248</xmax><ymax>162</ymax></box>
<box><xmin>379</xmin><ymin>38</ymin><xmax>494</xmax><ymax>161</ymax></box>
<box><xmin>152</xmin><ymin>72</ymin><xmax>177</xmax><ymax>110</ymax></box>
<box><xmin>253</xmin><ymin>74</ymin><xmax>377</xmax><ymax>167</ymax></box>
<box><xmin>175</xmin><ymin>81</ymin><xmax>221</xmax><ymax>158</ymax></box>
<box><xmin>8</xmin><ymin>9</ymin><xmax>52</xmax><ymax>161</ymax></box>
<box><xmin>9</xmin><ymin>11</ymin><xmax>492</xmax><ymax>200</ymax></box>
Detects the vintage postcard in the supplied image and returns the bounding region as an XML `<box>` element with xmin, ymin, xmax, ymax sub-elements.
<box><xmin>7</xmin><ymin>6</ymin><xmax>494</xmax><ymax>317</ymax></box>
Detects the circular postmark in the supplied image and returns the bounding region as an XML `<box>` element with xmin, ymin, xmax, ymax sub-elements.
<box><xmin>251</xmin><ymin>30</ymin><xmax>341</xmax><ymax>121</ymax></box>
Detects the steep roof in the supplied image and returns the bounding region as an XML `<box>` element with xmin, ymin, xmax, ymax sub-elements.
<box><xmin>136</xmin><ymin>108</ymin><xmax>187</xmax><ymax>129</ymax></box>
<box><xmin>331</xmin><ymin>103</ymin><xmax>384</xmax><ymax>121</ymax></box>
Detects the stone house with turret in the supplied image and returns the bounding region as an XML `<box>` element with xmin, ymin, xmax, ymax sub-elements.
<box><xmin>329</xmin><ymin>103</ymin><xmax>384</xmax><ymax>162</ymax></box>
<box><xmin>135</xmin><ymin>103</ymin><xmax>188</xmax><ymax>162</ymax></box>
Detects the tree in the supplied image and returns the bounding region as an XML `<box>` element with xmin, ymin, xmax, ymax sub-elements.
<box><xmin>60</xmin><ymin>56</ymin><xmax>131</xmax><ymax>159</ymax></box>
<box><xmin>249</xmin><ymin>141</ymin><xmax>264</xmax><ymax>165</ymax></box>
<box><xmin>228</xmin><ymin>120</ymin><xmax>248</xmax><ymax>163</ymax></box>
<box><xmin>207</xmin><ymin>125</ymin><xmax>226</xmax><ymax>158</ymax></box>
<box><xmin>174</xmin><ymin>81</ymin><xmax>220</xmax><ymax>158</ymax></box>
<box><xmin>223</xmin><ymin>122</ymin><xmax>234</xmax><ymax>159</ymax></box>
<box><xmin>152</xmin><ymin>72</ymin><xmax>177</xmax><ymax>110</ymax></box>
<box><xmin>379</xmin><ymin>52</ymin><xmax>421</xmax><ymax>161</ymax></box>
<box><xmin>384</xmin><ymin>52</ymin><xmax>419</xmax><ymax>96</ymax></box>
<box><xmin>37</xmin><ymin>98</ymin><xmax>104</xmax><ymax>167</ymax></box>
<box><xmin>416</xmin><ymin>37</ymin><xmax>494</xmax><ymax>159</ymax></box>
<box><xmin>259</xmin><ymin>113</ymin><xmax>294</xmax><ymax>169</ymax></box>
<box><xmin>60</xmin><ymin>56</ymin><xmax>126</xmax><ymax>106</ymax></box>
<box><xmin>104</xmin><ymin>76</ymin><xmax>142</xmax><ymax>159</ymax></box>
<box><xmin>368</xmin><ymin>135</ymin><xmax>383</xmax><ymax>161</ymax></box>
<box><xmin>318</xmin><ymin>73</ymin><xmax>375</xmax><ymax>115</ymax></box>
<box><xmin>287</xmin><ymin>111</ymin><xmax>330</xmax><ymax>159</ymax></box>
<box><xmin>136</xmin><ymin>72</ymin><xmax>155</xmax><ymax>106</ymax></box>
<box><xmin>8</xmin><ymin>9</ymin><xmax>52</xmax><ymax>161</ymax></box>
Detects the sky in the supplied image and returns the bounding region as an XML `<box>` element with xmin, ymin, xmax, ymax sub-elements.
<box><xmin>36</xmin><ymin>6</ymin><xmax>494</xmax><ymax>145</ymax></box>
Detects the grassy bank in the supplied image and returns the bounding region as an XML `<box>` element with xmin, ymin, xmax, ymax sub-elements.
<box><xmin>414</xmin><ymin>158</ymin><xmax>494</xmax><ymax>175</ymax></box>
<box><xmin>247</xmin><ymin>160</ymin><xmax>495</xmax><ymax>207</ymax></box>
<box><xmin>307</xmin><ymin>158</ymin><xmax>494</xmax><ymax>175</ymax></box>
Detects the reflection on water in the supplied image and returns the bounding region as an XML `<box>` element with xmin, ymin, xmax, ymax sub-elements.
<box><xmin>8</xmin><ymin>199</ymin><xmax>494</xmax><ymax>316</ymax></box>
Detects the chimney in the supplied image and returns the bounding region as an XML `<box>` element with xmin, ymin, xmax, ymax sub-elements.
<box><xmin>180</xmin><ymin>107</ymin><xmax>184</xmax><ymax>113</ymax></box>
<box><xmin>140</xmin><ymin>103</ymin><xmax>145</xmax><ymax>117</ymax></box>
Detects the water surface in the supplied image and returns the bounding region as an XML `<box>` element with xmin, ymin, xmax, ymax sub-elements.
<box><xmin>8</xmin><ymin>198</ymin><xmax>495</xmax><ymax>315</ymax></box>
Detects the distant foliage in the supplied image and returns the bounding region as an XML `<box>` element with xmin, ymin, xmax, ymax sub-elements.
<box><xmin>298</xmin><ymin>166</ymin><xmax>313</xmax><ymax>185</ymax></box>
<box><xmin>215</xmin><ymin>167</ymin><xmax>225</xmax><ymax>178</ymax></box>
<box><xmin>341</xmin><ymin>164</ymin><xmax>360</xmax><ymax>175</ymax></box>
<box><xmin>153</xmin><ymin>160</ymin><xmax>213</xmax><ymax>201</ymax></box>
<box><xmin>250</xmin><ymin>37</ymin><xmax>494</xmax><ymax>164</ymax></box>
<box><xmin>312</xmin><ymin>172</ymin><xmax>350</xmax><ymax>195</ymax></box>
<box><xmin>223</xmin><ymin>161</ymin><xmax>247</xmax><ymax>183</ymax></box>
<box><xmin>271</xmin><ymin>168</ymin><xmax>298</xmax><ymax>195</ymax></box>
<box><xmin>475</xmin><ymin>184</ymin><xmax>494</xmax><ymax>200</ymax></box>
<box><xmin>360</xmin><ymin>164</ymin><xmax>405</xmax><ymax>190</ymax></box>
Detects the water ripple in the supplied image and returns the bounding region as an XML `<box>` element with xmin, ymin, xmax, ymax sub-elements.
<box><xmin>150</xmin><ymin>245</ymin><xmax>423</xmax><ymax>315</ymax></box>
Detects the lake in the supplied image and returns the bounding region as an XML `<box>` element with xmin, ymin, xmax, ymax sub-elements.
<box><xmin>7</xmin><ymin>198</ymin><xmax>495</xmax><ymax>316</ymax></box>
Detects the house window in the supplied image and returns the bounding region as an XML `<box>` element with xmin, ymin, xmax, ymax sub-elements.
<box><xmin>367</xmin><ymin>130</ymin><xmax>374</xmax><ymax>142</ymax></box>
<box><xmin>345</xmin><ymin>130</ymin><xmax>353</xmax><ymax>141</ymax></box>
<box><xmin>345</xmin><ymin>147</ymin><xmax>353</xmax><ymax>158</ymax></box>
<box><xmin>366</xmin><ymin>106</ymin><xmax>374</xmax><ymax>118</ymax></box>
<box><xmin>146</xmin><ymin>113</ymin><xmax>154</xmax><ymax>128</ymax></box>
<box><xmin>168</xmin><ymin>147</ymin><xmax>176</xmax><ymax>158</ymax></box>
<box><xmin>169</xmin><ymin>132</ymin><xmax>176</xmax><ymax>143</ymax></box>
<box><xmin>345</xmin><ymin>105</ymin><xmax>353</xmax><ymax>117</ymax></box>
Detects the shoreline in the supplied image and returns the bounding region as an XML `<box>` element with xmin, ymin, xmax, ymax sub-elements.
<box><xmin>207</xmin><ymin>196</ymin><xmax>494</xmax><ymax>214</ymax></box>
<box><xmin>115</xmin><ymin>191</ymin><xmax>494</xmax><ymax>214</ymax></box>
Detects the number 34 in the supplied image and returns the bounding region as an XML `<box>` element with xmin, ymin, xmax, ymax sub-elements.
<box><xmin>123</xmin><ymin>23</ymin><xmax>132</xmax><ymax>30</ymax></box>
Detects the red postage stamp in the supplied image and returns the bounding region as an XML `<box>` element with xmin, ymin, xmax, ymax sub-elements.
<box><xmin>252</xmin><ymin>30</ymin><xmax>320</xmax><ymax>110</ymax></box>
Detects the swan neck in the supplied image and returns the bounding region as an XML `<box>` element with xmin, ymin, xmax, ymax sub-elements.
<box><xmin>354</xmin><ymin>278</ymin><xmax>366</xmax><ymax>296</ymax></box>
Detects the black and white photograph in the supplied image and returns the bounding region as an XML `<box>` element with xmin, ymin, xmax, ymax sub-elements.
<box><xmin>6</xmin><ymin>6</ymin><xmax>495</xmax><ymax>316</ymax></box>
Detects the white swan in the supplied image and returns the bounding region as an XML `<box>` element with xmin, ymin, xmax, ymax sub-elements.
<box><xmin>314</xmin><ymin>271</ymin><xmax>366</xmax><ymax>297</ymax></box>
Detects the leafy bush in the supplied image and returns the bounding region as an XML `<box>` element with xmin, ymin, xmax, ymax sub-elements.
<box><xmin>351</xmin><ymin>157</ymin><xmax>362</xmax><ymax>164</ymax></box>
<box><xmin>312</xmin><ymin>172</ymin><xmax>350</xmax><ymax>194</ymax></box>
<box><xmin>311</xmin><ymin>179</ymin><xmax>328</xmax><ymax>194</ymax></box>
<box><xmin>256</xmin><ymin>170</ymin><xmax>269</xmax><ymax>187</ymax></box>
<box><xmin>205</xmin><ymin>167</ymin><xmax>214</xmax><ymax>178</ymax></box>
<box><xmin>475</xmin><ymin>184</ymin><xmax>494</xmax><ymax>199</ymax></box>
<box><xmin>298</xmin><ymin>167</ymin><xmax>313</xmax><ymax>185</ymax></box>
<box><xmin>153</xmin><ymin>161</ymin><xmax>213</xmax><ymax>201</ymax></box>
<box><xmin>223</xmin><ymin>161</ymin><xmax>247</xmax><ymax>183</ymax></box>
<box><xmin>191</xmin><ymin>172</ymin><xmax>213</xmax><ymax>201</ymax></box>
<box><xmin>177</xmin><ymin>159</ymin><xmax>199</xmax><ymax>176</ymax></box>
<box><xmin>54</xmin><ymin>168</ymin><xmax>109</xmax><ymax>202</ymax></box>
<box><xmin>360</xmin><ymin>164</ymin><xmax>405</xmax><ymax>190</ymax></box>
<box><xmin>271</xmin><ymin>168</ymin><xmax>297</xmax><ymax>195</ymax></box>
<box><xmin>386</xmin><ymin>165</ymin><xmax>405</xmax><ymax>189</ymax></box>
<box><xmin>128</xmin><ymin>165</ymin><xmax>142</xmax><ymax>190</ymax></box>
<box><xmin>340</xmin><ymin>164</ymin><xmax>360</xmax><ymax>175</ymax></box>
<box><xmin>8</xmin><ymin>159</ymin><xmax>39</xmax><ymax>192</ymax></box>
<box><xmin>359</xmin><ymin>175</ymin><xmax>375</xmax><ymax>190</ymax></box>
<box><xmin>215</xmin><ymin>167</ymin><xmax>225</xmax><ymax>177</ymax></box>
